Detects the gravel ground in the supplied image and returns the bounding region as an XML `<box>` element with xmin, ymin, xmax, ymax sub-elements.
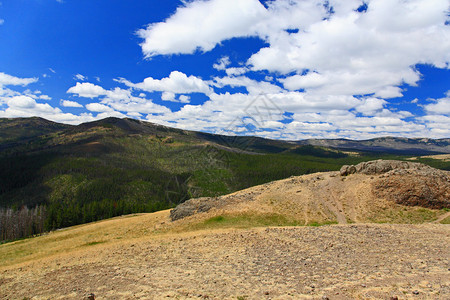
<box><xmin>1</xmin><ymin>224</ymin><xmax>449</xmax><ymax>300</ymax></box>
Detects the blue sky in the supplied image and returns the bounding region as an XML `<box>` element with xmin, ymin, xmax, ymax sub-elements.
<box><xmin>0</xmin><ymin>0</ymin><xmax>449</xmax><ymax>140</ymax></box>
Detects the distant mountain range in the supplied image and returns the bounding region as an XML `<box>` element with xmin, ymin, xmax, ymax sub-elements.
<box><xmin>0</xmin><ymin>116</ymin><xmax>449</xmax><ymax>242</ymax></box>
<box><xmin>1</xmin><ymin>117</ymin><xmax>448</xmax><ymax>155</ymax></box>
<box><xmin>297</xmin><ymin>137</ymin><xmax>450</xmax><ymax>155</ymax></box>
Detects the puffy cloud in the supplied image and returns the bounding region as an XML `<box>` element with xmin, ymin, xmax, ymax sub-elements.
<box><xmin>213</xmin><ymin>76</ymin><xmax>282</xmax><ymax>94</ymax></box>
<box><xmin>178</xmin><ymin>95</ymin><xmax>190</xmax><ymax>103</ymax></box>
<box><xmin>7</xmin><ymin>96</ymin><xmax>37</xmax><ymax>109</ymax></box>
<box><xmin>213</xmin><ymin>56</ymin><xmax>231</xmax><ymax>71</ymax></box>
<box><xmin>0</xmin><ymin>73</ymin><xmax>123</xmax><ymax>125</ymax></box>
<box><xmin>143</xmin><ymin>88</ymin><xmax>440</xmax><ymax>139</ymax></box>
<box><xmin>101</xmin><ymin>87</ymin><xmax>171</xmax><ymax>115</ymax></box>
<box><xmin>281</xmin><ymin>72</ymin><xmax>327</xmax><ymax>90</ymax></box>
<box><xmin>213</xmin><ymin>56</ymin><xmax>249</xmax><ymax>76</ymax></box>
<box><xmin>14</xmin><ymin>89</ymin><xmax>52</xmax><ymax>101</ymax></box>
<box><xmin>161</xmin><ymin>91</ymin><xmax>176</xmax><ymax>102</ymax></box>
<box><xmin>67</xmin><ymin>82</ymin><xmax>171</xmax><ymax>116</ymax></box>
<box><xmin>138</xmin><ymin>0</ymin><xmax>449</xmax><ymax>103</ymax></box>
<box><xmin>0</xmin><ymin>19</ymin><xmax>4</xmax><ymax>25</ymax></box>
<box><xmin>424</xmin><ymin>93</ymin><xmax>450</xmax><ymax>115</ymax></box>
<box><xmin>224</xmin><ymin>67</ymin><xmax>249</xmax><ymax>77</ymax></box>
<box><xmin>119</xmin><ymin>71</ymin><xmax>212</xmax><ymax>95</ymax></box>
<box><xmin>86</xmin><ymin>103</ymin><xmax>114</xmax><ymax>113</ymax></box>
<box><xmin>39</xmin><ymin>95</ymin><xmax>51</xmax><ymax>100</ymax></box>
<box><xmin>249</xmin><ymin>0</ymin><xmax>449</xmax><ymax>99</ymax></box>
<box><xmin>0</xmin><ymin>96</ymin><xmax>78</xmax><ymax>123</ymax></box>
<box><xmin>67</xmin><ymin>82</ymin><xmax>107</xmax><ymax>98</ymax></box>
<box><xmin>137</xmin><ymin>0</ymin><xmax>332</xmax><ymax>58</ymax></box>
<box><xmin>354</xmin><ymin>97</ymin><xmax>386</xmax><ymax>116</ymax></box>
<box><xmin>0</xmin><ymin>72</ymin><xmax>38</xmax><ymax>87</ymax></box>
<box><xmin>137</xmin><ymin>0</ymin><xmax>267</xmax><ymax>58</ymax></box>
<box><xmin>61</xmin><ymin>100</ymin><xmax>83</xmax><ymax>108</ymax></box>
<box><xmin>160</xmin><ymin>91</ymin><xmax>191</xmax><ymax>103</ymax></box>
<box><xmin>269</xmin><ymin>92</ymin><xmax>360</xmax><ymax>112</ymax></box>
<box><xmin>4</xmin><ymin>1</ymin><xmax>447</xmax><ymax>139</ymax></box>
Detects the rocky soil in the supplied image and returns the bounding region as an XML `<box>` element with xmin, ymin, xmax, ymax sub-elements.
<box><xmin>1</xmin><ymin>223</ymin><xmax>449</xmax><ymax>299</ymax></box>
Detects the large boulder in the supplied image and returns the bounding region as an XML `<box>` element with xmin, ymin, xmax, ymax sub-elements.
<box><xmin>340</xmin><ymin>160</ymin><xmax>432</xmax><ymax>176</ymax></box>
<box><xmin>341</xmin><ymin>160</ymin><xmax>450</xmax><ymax>209</ymax></box>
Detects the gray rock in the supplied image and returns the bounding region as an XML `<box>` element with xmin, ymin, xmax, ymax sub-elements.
<box><xmin>340</xmin><ymin>160</ymin><xmax>433</xmax><ymax>176</ymax></box>
<box><xmin>170</xmin><ymin>197</ymin><xmax>219</xmax><ymax>221</ymax></box>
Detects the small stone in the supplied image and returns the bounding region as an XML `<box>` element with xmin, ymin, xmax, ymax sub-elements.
<box><xmin>322</xmin><ymin>296</ymin><xmax>330</xmax><ymax>300</ymax></box>
<box><xmin>85</xmin><ymin>293</ymin><xmax>95</xmax><ymax>300</ymax></box>
<box><xmin>390</xmin><ymin>297</ymin><xmax>398</xmax><ymax>300</ymax></box>
<box><xmin>412</xmin><ymin>290</ymin><xmax>420</xmax><ymax>295</ymax></box>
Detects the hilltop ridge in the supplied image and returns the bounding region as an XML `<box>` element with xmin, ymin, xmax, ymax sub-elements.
<box><xmin>1</xmin><ymin>117</ymin><xmax>450</xmax><ymax>155</ymax></box>
<box><xmin>170</xmin><ymin>160</ymin><xmax>450</xmax><ymax>226</ymax></box>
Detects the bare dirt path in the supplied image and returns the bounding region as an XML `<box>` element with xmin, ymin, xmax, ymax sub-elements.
<box><xmin>1</xmin><ymin>224</ymin><xmax>449</xmax><ymax>300</ymax></box>
<box><xmin>433</xmin><ymin>211</ymin><xmax>450</xmax><ymax>223</ymax></box>
<box><xmin>318</xmin><ymin>177</ymin><xmax>348</xmax><ymax>224</ymax></box>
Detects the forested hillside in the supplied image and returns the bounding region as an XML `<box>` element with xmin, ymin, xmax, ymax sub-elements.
<box><xmin>1</xmin><ymin>117</ymin><xmax>449</xmax><ymax>242</ymax></box>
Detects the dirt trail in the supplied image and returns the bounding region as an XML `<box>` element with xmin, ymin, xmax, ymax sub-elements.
<box><xmin>433</xmin><ymin>211</ymin><xmax>450</xmax><ymax>223</ymax></box>
<box><xmin>318</xmin><ymin>175</ymin><xmax>348</xmax><ymax>224</ymax></box>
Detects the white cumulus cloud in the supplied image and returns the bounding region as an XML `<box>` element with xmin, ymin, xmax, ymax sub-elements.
<box><xmin>61</xmin><ymin>100</ymin><xmax>83</xmax><ymax>108</ymax></box>
<box><xmin>424</xmin><ymin>93</ymin><xmax>450</xmax><ymax>115</ymax></box>
<box><xmin>137</xmin><ymin>0</ymin><xmax>267</xmax><ymax>58</ymax></box>
<box><xmin>0</xmin><ymin>72</ymin><xmax>38</xmax><ymax>87</ymax></box>
<box><xmin>119</xmin><ymin>71</ymin><xmax>213</xmax><ymax>95</ymax></box>
<box><xmin>138</xmin><ymin>0</ymin><xmax>450</xmax><ymax>103</ymax></box>
<box><xmin>86</xmin><ymin>103</ymin><xmax>114</xmax><ymax>113</ymax></box>
<box><xmin>67</xmin><ymin>82</ymin><xmax>107</xmax><ymax>98</ymax></box>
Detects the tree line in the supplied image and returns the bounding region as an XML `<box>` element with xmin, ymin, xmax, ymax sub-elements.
<box><xmin>0</xmin><ymin>206</ymin><xmax>46</xmax><ymax>242</ymax></box>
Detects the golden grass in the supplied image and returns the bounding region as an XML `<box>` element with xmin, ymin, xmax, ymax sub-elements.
<box><xmin>0</xmin><ymin>211</ymin><xmax>170</xmax><ymax>268</ymax></box>
<box><xmin>440</xmin><ymin>216</ymin><xmax>450</xmax><ymax>224</ymax></box>
<box><xmin>407</xmin><ymin>154</ymin><xmax>450</xmax><ymax>161</ymax></box>
<box><xmin>367</xmin><ymin>206</ymin><xmax>442</xmax><ymax>224</ymax></box>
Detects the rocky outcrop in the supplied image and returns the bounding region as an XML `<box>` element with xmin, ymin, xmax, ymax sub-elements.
<box><xmin>373</xmin><ymin>166</ymin><xmax>450</xmax><ymax>209</ymax></box>
<box><xmin>341</xmin><ymin>160</ymin><xmax>450</xmax><ymax>209</ymax></box>
<box><xmin>170</xmin><ymin>197</ymin><xmax>218</xmax><ymax>221</ymax></box>
<box><xmin>170</xmin><ymin>189</ymin><xmax>265</xmax><ymax>221</ymax></box>
<box><xmin>374</xmin><ymin>173</ymin><xmax>450</xmax><ymax>209</ymax></box>
<box><xmin>340</xmin><ymin>160</ymin><xmax>433</xmax><ymax>176</ymax></box>
<box><xmin>171</xmin><ymin>160</ymin><xmax>450</xmax><ymax>222</ymax></box>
